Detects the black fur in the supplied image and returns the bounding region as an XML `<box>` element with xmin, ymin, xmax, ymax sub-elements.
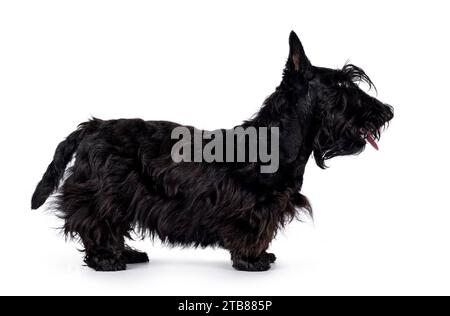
<box><xmin>31</xmin><ymin>31</ymin><xmax>393</xmax><ymax>272</ymax></box>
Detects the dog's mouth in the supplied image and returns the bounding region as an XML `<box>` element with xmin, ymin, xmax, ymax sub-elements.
<box><xmin>366</xmin><ymin>132</ymin><xmax>379</xmax><ymax>150</ymax></box>
<box><xmin>361</xmin><ymin>129</ymin><xmax>380</xmax><ymax>150</ymax></box>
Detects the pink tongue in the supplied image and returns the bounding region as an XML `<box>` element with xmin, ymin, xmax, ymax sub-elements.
<box><xmin>367</xmin><ymin>133</ymin><xmax>379</xmax><ymax>150</ymax></box>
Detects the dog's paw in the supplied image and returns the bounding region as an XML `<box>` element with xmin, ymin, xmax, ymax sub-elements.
<box><xmin>122</xmin><ymin>248</ymin><xmax>149</xmax><ymax>264</ymax></box>
<box><xmin>232</xmin><ymin>258</ymin><xmax>271</xmax><ymax>272</ymax></box>
<box><xmin>85</xmin><ymin>255</ymin><xmax>127</xmax><ymax>272</ymax></box>
<box><xmin>262</xmin><ymin>252</ymin><xmax>277</xmax><ymax>264</ymax></box>
<box><xmin>231</xmin><ymin>254</ymin><xmax>272</xmax><ymax>272</ymax></box>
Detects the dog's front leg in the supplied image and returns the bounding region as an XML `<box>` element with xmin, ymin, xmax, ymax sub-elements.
<box><xmin>224</xmin><ymin>214</ymin><xmax>278</xmax><ymax>272</ymax></box>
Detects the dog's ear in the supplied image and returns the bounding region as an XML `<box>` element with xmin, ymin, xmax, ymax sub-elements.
<box><xmin>287</xmin><ymin>31</ymin><xmax>311</xmax><ymax>73</ymax></box>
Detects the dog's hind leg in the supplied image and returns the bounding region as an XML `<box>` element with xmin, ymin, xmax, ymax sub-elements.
<box><xmin>61</xmin><ymin>193</ymin><xmax>129</xmax><ymax>270</ymax></box>
<box><xmin>80</xmin><ymin>226</ymin><xmax>127</xmax><ymax>272</ymax></box>
<box><xmin>60</xmin><ymin>158</ymin><xmax>149</xmax><ymax>271</ymax></box>
<box><xmin>83</xmin><ymin>239</ymin><xmax>149</xmax><ymax>269</ymax></box>
<box><xmin>79</xmin><ymin>226</ymin><xmax>149</xmax><ymax>270</ymax></box>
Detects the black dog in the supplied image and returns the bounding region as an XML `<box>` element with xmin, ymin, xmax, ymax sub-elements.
<box><xmin>31</xmin><ymin>31</ymin><xmax>393</xmax><ymax>272</ymax></box>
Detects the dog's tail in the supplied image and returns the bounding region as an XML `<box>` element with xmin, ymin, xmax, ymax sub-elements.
<box><xmin>31</xmin><ymin>119</ymin><xmax>102</xmax><ymax>210</ymax></box>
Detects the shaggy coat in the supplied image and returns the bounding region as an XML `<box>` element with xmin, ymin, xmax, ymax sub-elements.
<box><xmin>32</xmin><ymin>31</ymin><xmax>393</xmax><ymax>271</ymax></box>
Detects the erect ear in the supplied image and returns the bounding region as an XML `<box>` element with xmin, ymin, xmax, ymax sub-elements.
<box><xmin>288</xmin><ymin>31</ymin><xmax>311</xmax><ymax>72</ymax></box>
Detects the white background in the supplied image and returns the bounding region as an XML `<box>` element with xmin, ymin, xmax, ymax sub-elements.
<box><xmin>0</xmin><ymin>0</ymin><xmax>449</xmax><ymax>296</ymax></box>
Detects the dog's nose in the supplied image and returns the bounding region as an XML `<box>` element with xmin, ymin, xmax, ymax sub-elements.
<box><xmin>386</xmin><ymin>105</ymin><xmax>394</xmax><ymax>121</ymax></box>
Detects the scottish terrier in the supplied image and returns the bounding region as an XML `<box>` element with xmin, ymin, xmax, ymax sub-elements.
<box><xmin>31</xmin><ymin>31</ymin><xmax>393</xmax><ymax>272</ymax></box>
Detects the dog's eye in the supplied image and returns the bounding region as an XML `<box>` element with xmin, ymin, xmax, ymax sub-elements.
<box><xmin>337</xmin><ymin>82</ymin><xmax>343</xmax><ymax>87</ymax></box>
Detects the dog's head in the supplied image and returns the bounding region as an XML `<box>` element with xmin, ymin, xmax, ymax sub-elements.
<box><xmin>283</xmin><ymin>31</ymin><xmax>394</xmax><ymax>168</ymax></box>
